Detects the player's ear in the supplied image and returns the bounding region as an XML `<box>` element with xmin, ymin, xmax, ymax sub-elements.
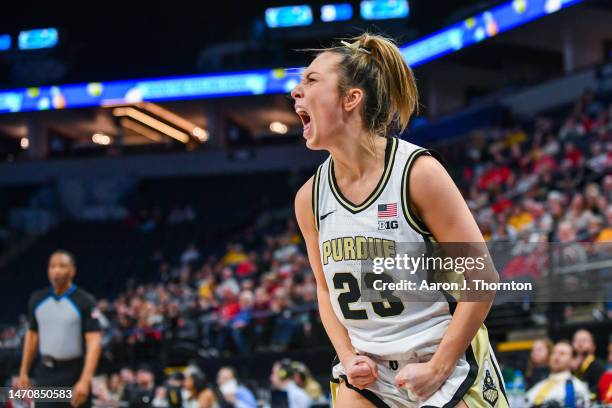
<box><xmin>343</xmin><ymin>87</ymin><xmax>364</xmax><ymax>113</ymax></box>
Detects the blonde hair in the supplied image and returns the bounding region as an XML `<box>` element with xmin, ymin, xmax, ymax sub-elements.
<box><xmin>312</xmin><ymin>33</ymin><xmax>419</xmax><ymax>137</ymax></box>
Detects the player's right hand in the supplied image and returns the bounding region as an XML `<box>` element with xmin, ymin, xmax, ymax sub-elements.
<box><xmin>16</xmin><ymin>374</ymin><xmax>31</xmax><ymax>389</ymax></box>
<box><xmin>343</xmin><ymin>354</ymin><xmax>378</xmax><ymax>389</ymax></box>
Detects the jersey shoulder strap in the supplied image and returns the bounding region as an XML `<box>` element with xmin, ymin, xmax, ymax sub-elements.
<box><xmin>312</xmin><ymin>158</ymin><xmax>330</xmax><ymax>231</ymax></box>
<box><xmin>399</xmin><ymin>141</ymin><xmax>447</xmax><ymax>238</ymax></box>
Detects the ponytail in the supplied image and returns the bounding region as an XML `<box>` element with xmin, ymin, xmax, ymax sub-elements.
<box><xmin>311</xmin><ymin>33</ymin><xmax>419</xmax><ymax>137</ymax></box>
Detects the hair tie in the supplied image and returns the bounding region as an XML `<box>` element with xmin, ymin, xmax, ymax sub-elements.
<box><xmin>340</xmin><ymin>40</ymin><xmax>371</xmax><ymax>55</ymax></box>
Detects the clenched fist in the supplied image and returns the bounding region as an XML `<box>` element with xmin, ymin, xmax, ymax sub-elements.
<box><xmin>342</xmin><ymin>354</ymin><xmax>378</xmax><ymax>390</ymax></box>
<box><xmin>394</xmin><ymin>361</ymin><xmax>450</xmax><ymax>401</ymax></box>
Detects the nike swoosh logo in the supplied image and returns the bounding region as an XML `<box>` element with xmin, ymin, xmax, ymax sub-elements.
<box><xmin>320</xmin><ymin>210</ymin><xmax>335</xmax><ymax>221</ymax></box>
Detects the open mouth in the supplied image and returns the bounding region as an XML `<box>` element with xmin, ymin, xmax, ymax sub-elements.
<box><xmin>295</xmin><ymin>108</ymin><xmax>312</xmax><ymax>135</ymax></box>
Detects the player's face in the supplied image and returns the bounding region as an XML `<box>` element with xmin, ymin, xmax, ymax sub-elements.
<box><xmin>291</xmin><ymin>52</ymin><xmax>346</xmax><ymax>150</ymax></box>
<box><xmin>47</xmin><ymin>253</ymin><xmax>75</xmax><ymax>290</ymax></box>
<box><xmin>549</xmin><ymin>343</ymin><xmax>573</xmax><ymax>373</ymax></box>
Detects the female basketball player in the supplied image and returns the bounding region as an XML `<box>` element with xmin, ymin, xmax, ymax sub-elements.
<box><xmin>293</xmin><ymin>33</ymin><xmax>509</xmax><ymax>408</ymax></box>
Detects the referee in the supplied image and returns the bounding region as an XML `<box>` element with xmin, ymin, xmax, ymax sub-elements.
<box><xmin>17</xmin><ymin>250</ymin><xmax>102</xmax><ymax>407</ymax></box>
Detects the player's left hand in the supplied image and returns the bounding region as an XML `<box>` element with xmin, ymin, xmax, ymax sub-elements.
<box><xmin>71</xmin><ymin>379</ymin><xmax>90</xmax><ymax>407</ymax></box>
<box><xmin>394</xmin><ymin>361</ymin><xmax>450</xmax><ymax>401</ymax></box>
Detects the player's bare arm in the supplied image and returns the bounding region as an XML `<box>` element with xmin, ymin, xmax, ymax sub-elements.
<box><xmin>295</xmin><ymin>178</ymin><xmax>378</xmax><ymax>391</ymax></box>
<box><xmin>395</xmin><ymin>154</ymin><xmax>494</xmax><ymax>401</ymax></box>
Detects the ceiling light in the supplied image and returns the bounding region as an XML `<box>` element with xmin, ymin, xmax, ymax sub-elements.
<box><xmin>92</xmin><ymin>133</ymin><xmax>112</xmax><ymax>145</ymax></box>
<box><xmin>270</xmin><ymin>121</ymin><xmax>288</xmax><ymax>134</ymax></box>
<box><xmin>192</xmin><ymin>127</ymin><xmax>209</xmax><ymax>142</ymax></box>
<box><xmin>113</xmin><ymin>107</ymin><xmax>190</xmax><ymax>143</ymax></box>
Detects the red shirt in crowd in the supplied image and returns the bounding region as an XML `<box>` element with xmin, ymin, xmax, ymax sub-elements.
<box><xmin>533</xmin><ymin>155</ymin><xmax>556</xmax><ymax>174</ymax></box>
<box><xmin>565</xmin><ymin>147</ymin><xmax>583</xmax><ymax>166</ymax></box>
<box><xmin>236</xmin><ymin>260</ymin><xmax>255</xmax><ymax>278</ymax></box>
<box><xmin>220</xmin><ymin>301</ymin><xmax>240</xmax><ymax>322</ymax></box>
<box><xmin>491</xmin><ymin>197</ymin><xmax>513</xmax><ymax>214</ymax></box>
<box><xmin>479</xmin><ymin>166</ymin><xmax>511</xmax><ymax>190</ymax></box>
<box><xmin>600</xmin><ymin>372</ymin><xmax>612</xmax><ymax>404</ymax></box>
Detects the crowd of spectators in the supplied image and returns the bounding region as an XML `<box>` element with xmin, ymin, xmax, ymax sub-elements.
<box><xmin>92</xmin><ymin>218</ymin><xmax>321</xmax><ymax>369</ymax></box>
<box><xmin>1</xmin><ymin>90</ymin><xmax>612</xmax><ymax>407</ymax></box>
<box><xmin>437</xmin><ymin>90</ymin><xmax>612</xmax><ymax>317</ymax></box>
<box><xmin>439</xmin><ymin>89</ymin><xmax>612</xmax><ymax>248</ymax></box>
<box><xmin>122</xmin><ymin>204</ymin><xmax>198</xmax><ymax>233</ymax></box>
<box><xmin>505</xmin><ymin>328</ymin><xmax>612</xmax><ymax>407</ymax></box>
<box><xmin>83</xmin><ymin>360</ymin><xmax>323</xmax><ymax>408</ymax></box>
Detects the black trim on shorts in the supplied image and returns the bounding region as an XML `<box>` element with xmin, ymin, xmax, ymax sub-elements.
<box><xmin>330</xmin><ymin>356</ymin><xmax>390</xmax><ymax>408</ymax></box>
<box><xmin>420</xmin><ymin>343</ymin><xmax>479</xmax><ymax>408</ymax></box>
<box><xmin>490</xmin><ymin>350</ymin><xmax>508</xmax><ymax>401</ymax></box>
<box><xmin>331</xmin><ymin>375</ymin><xmax>390</xmax><ymax>408</ymax></box>
<box><xmin>419</xmin><ymin>284</ymin><xmax>479</xmax><ymax>408</ymax></box>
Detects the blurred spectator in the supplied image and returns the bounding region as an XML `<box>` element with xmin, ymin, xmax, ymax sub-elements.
<box><xmin>269</xmin><ymin>288</ymin><xmax>295</xmax><ymax>351</ymax></box>
<box><xmin>182</xmin><ymin>368</ymin><xmax>216</xmax><ymax>408</ymax></box>
<box><xmin>216</xmin><ymin>291</ymin><xmax>254</xmax><ymax>355</ymax></box>
<box><xmin>216</xmin><ymin>366</ymin><xmax>257</xmax><ymax>408</ymax></box>
<box><xmin>572</xmin><ymin>329</ymin><xmax>606</xmax><ymax>398</ymax></box>
<box><xmin>595</xmin><ymin>206</ymin><xmax>612</xmax><ymax>242</ymax></box>
<box><xmin>557</xmin><ymin>222</ymin><xmax>587</xmax><ymax>265</ymax></box>
<box><xmin>162</xmin><ymin>372</ymin><xmax>184</xmax><ymax>408</ymax></box>
<box><xmin>119</xmin><ymin>367</ymin><xmax>135</xmax><ymax>388</ymax></box>
<box><xmin>180</xmin><ymin>243</ymin><xmax>201</xmax><ymax>265</ymax></box>
<box><xmin>91</xmin><ymin>372</ymin><xmax>125</xmax><ymax>407</ymax></box>
<box><xmin>121</xmin><ymin>365</ymin><xmax>156</xmax><ymax>408</ymax></box>
<box><xmin>525</xmin><ymin>341</ymin><xmax>590</xmax><ymax>407</ymax></box>
<box><xmin>222</xmin><ymin>244</ymin><xmax>248</xmax><ymax>266</ymax></box>
<box><xmin>291</xmin><ymin>361</ymin><xmax>324</xmax><ymax>403</ymax></box>
<box><xmin>273</xmin><ymin>235</ymin><xmax>299</xmax><ymax>262</ymax></box>
<box><xmin>525</xmin><ymin>338</ymin><xmax>553</xmax><ymax>389</ymax></box>
<box><xmin>597</xmin><ymin>337</ymin><xmax>612</xmax><ymax>403</ymax></box>
<box><xmin>608</xmin><ymin>337</ymin><xmax>612</xmax><ymax>371</ymax></box>
<box><xmin>600</xmin><ymin>371</ymin><xmax>612</xmax><ymax>404</ymax></box>
<box><xmin>107</xmin><ymin>373</ymin><xmax>124</xmax><ymax>404</ymax></box>
<box><xmin>168</xmin><ymin>205</ymin><xmax>197</xmax><ymax>225</ymax></box>
<box><xmin>215</xmin><ymin>267</ymin><xmax>240</xmax><ymax>299</ymax></box>
<box><xmin>270</xmin><ymin>360</ymin><xmax>312</xmax><ymax>408</ymax></box>
<box><xmin>0</xmin><ymin>326</ymin><xmax>20</xmax><ymax>349</ymax></box>
<box><xmin>559</xmin><ymin>116</ymin><xmax>585</xmax><ymax>140</ymax></box>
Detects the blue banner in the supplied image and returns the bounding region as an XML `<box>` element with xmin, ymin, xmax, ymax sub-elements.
<box><xmin>0</xmin><ymin>0</ymin><xmax>582</xmax><ymax>114</ymax></box>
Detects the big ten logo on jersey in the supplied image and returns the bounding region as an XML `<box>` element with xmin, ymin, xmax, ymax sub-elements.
<box><xmin>378</xmin><ymin>220</ymin><xmax>398</xmax><ymax>230</ymax></box>
<box><xmin>377</xmin><ymin>202</ymin><xmax>398</xmax><ymax>230</ymax></box>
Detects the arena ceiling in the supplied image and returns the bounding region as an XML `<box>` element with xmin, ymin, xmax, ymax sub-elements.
<box><xmin>0</xmin><ymin>0</ymin><xmax>500</xmax><ymax>87</ymax></box>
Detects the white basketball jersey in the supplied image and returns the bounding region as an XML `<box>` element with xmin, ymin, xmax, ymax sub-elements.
<box><xmin>313</xmin><ymin>137</ymin><xmax>452</xmax><ymax>360</ymax></box>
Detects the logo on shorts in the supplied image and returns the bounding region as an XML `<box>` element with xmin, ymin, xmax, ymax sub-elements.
<box><xmin>481</xmin><ymin>361</ymin><xmax>499</xmax><ymax>407</ymax></box>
